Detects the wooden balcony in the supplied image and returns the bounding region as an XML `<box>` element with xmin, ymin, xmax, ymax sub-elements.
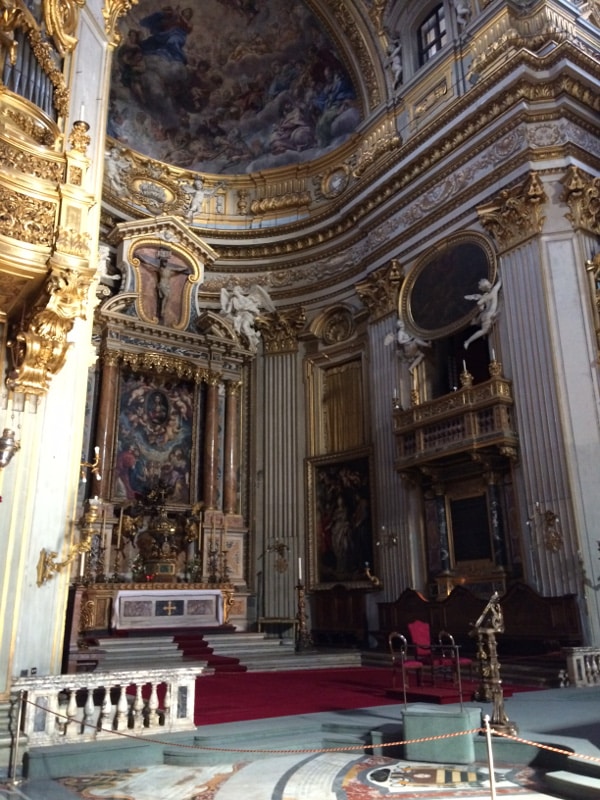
<box><xmin>393</xmin><ymin>372</ymin><xmax>518</xmax><ymax>473</ymax></box>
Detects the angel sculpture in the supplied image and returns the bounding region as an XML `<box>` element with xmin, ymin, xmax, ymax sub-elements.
<box><xmin>384</xmin><ymin>319</ymin><xmax>431</xmax><ymax>373</ymax></box>
<box><xmin>463</xmin><ymin>276</ymin><xmax>502</xmax><ymax>350</ymax></box>
<box><xmin>220</xmin><ymin>284</ymin><xmax>275</xmax><ymax>350</ymax></box>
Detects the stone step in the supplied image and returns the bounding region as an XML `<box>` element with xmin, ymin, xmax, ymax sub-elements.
<box><xmin>545</xmin><ymin>770</ymin><xmax>600</xmax><ymax>799</ymax></box>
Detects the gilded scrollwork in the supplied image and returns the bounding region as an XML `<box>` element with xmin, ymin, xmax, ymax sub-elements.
<box><xmin>0</xmin><ymin>185</ymin><xmax>55</xmax><ymax>245</ymax></box>
<box><xmin>477</xmin><ymin>172</ymin><xmax>547</xmax><ymax>251</ymax></box>
<box><xmin>0</xmin><ymin>139</ymin><xmax>64</xmax><ymax>180</ymax></box>
<box><xmin>249</xmin><ymin>189</ymin><xmax>311</xmax><ymax>216</ymax></box>
<box><xmin>44</xmin><ymin>0</ymin><xmax>85</xmax><ymax>55</ymax></box>
<box><xmin>103</xmin><ymin>0</ymin><xmax>140</xmax><ymax>48</ymax></box>
<box><xmin>55</xmin><ymin>226</ymin><xmax>91</xmax><ymax>258</ymax></box>
<box><xmin>120</xmin><ymin>350</ymin><xmax>210</xmax><ymax>383</ymax></box>
<box><xmin>562</xmin><ymin>165</ymin><xmax>600</xmax><ymax>236</ymax></box>
<box><xmin>7</xmin><ymin>267</ymin><xmax>93</xmax><ymax>395</ymax></box>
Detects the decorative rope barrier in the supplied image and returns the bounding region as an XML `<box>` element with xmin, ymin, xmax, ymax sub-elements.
<box><xmin>13</xmin><ymin>697</ymin><xmax>600</xmax><ymax>763</ymax></box>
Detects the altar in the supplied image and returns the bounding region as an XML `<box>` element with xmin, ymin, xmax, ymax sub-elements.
<box><xmin>111</xmin><ymin>589</ymin><xmax>223</xmax><ymax>630</ymax></box>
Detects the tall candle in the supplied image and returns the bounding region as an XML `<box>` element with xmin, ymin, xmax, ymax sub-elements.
<box><xmin>491</xmin><ymin>348</ymin><xmax>496</xmax><ymax>361</ymax></box>
<box><xmin>462</xmin><ymin>359</ymin><xmax>467</xmax><ymax>373</ymax></box>
<box><xmin>298</xmin><ymin>557</ymin><xmax>302</xmax><ymax>582</ymax></box>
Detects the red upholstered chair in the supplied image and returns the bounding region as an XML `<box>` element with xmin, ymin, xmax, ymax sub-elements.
<box><xmin>407</xmin><ymin>619</ymin><xmax>473</xmax><ymax>688</ymax></box>
<box><xmin>388</xmin><ymin>632</ymin><xmax>423</xmax><ymax>706</ymax></box>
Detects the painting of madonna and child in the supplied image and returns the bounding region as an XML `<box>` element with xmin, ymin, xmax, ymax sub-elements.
<box><xmin>108</xmin><ymin>0</ymin><xmax>361</xmax><ymax>174</ymax></box>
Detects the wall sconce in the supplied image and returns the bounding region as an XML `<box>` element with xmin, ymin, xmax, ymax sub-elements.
<box><xmin>526</xmin><ymin>501</ymin><xmax>562</xmax><ymax>552</ymax></box>
<box><xmin>376</xmin><ymin>525</ymin><xmax>398</xmax><ymax>547</ymax></box>
<box><xmin>0</xmin><ymin>428</ymin><xmax>20</xmax><ymax>469</ymax></box>
<box><xmin>80</xmin><ymin>446</ymin><xmax>102</xmax><ymax>483</ymax></box>
<box><xmin>36</xmin><ymin>496</ymin><xmax>102</xmax><ymax>586</ymax></box>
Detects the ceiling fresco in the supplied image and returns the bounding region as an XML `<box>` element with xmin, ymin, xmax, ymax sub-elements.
<box><xmin>108</xmin><ymin>0</ymin><xmax>362</xmax><ymax>175</ymax></box>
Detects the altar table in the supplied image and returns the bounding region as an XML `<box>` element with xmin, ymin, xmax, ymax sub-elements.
<box><xmin>111</xmin><ymin>589</ymin><xmax>223</xmax><ymax>630</ymax></box>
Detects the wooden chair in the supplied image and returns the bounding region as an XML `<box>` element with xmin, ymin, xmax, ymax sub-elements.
<box><xmin>388</xmin><ymin>631</ymin><xmax>423</xmax><ymax>706</ymax></box>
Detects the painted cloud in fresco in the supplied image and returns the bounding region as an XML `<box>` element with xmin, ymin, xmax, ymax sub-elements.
<box><xmin>108</xmin><ymin>0</ymin><xmax>362</xmax><ymax>175</ymax></box>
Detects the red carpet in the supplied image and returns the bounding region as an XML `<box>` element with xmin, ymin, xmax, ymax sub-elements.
<box><xmin>192</xmin><ymin>667</ymin><xmax>536</xmax><ymax>726</ymax></box>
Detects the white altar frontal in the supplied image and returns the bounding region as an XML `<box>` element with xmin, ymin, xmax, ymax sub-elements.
<box><xmin>112</xmin><ymin>589</ymin><xmax>223</xmax><ymax>630</ymax></box>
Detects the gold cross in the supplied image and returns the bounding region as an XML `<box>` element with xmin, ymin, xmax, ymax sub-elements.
<box><xmin>162</xmin><ymin>601</ymin><xmax>177</xmax><ymax>616</ymax></box>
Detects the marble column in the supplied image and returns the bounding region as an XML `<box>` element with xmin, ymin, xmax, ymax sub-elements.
<box><xmin>202</xmin><ymin>376</ymin><xmax>220</xmax><ymax>510</ymax></box>
<box><xmin>95</xmin><ymin>350</ymin><xmax>119</xmax><ymax>500</ymax></box>
<box><xmin>223</xmin><ymin>380</ymin><xmax>241</xmax><ymax>515</ymax></box>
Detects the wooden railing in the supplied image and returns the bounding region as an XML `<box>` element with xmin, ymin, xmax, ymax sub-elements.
<box><xmin>11</xmin><ymin>666</ymin><xmax>204</xmax><ymax>747</ymax></box>
<box><xmin>564</xmin><ymin>647</ymin><xmax>600</xmax><ymax>687</ymax></box>
<box><xmin>392</xmin><ymin>373</ymin><xmax>518</xmax><ymax>471</ymax></box>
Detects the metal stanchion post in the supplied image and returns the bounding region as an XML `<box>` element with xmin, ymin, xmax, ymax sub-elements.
<box><xmin>483</xmin><ymin>715</ymin><xmax>498</xmax><ymax>800</ymax></box>
<box><xmin>8</xmin><ymin>690</ymin><xmax>24</xmax><ymax>786</ymax></box>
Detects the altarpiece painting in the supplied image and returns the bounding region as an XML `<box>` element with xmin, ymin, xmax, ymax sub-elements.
<box><xmin>113</xmin><ymin>370</ymin><xmax>198</xmax><ymax>506</ymax></box>
<box><xmin>310</xmin><ymin>452</ymin><xmax>373</xmax><ymax>586</ymax></box>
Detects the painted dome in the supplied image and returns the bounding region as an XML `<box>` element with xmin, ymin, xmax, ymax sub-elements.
<box><xmin>108</xmin><ymin>0</ymin><xmax>362</xmax><ymax>175</ymax></box>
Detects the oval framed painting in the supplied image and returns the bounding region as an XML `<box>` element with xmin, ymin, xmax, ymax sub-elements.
<box><xmin>399</xmin><ymin>232</ymin><xmax>497</xmax><ymax>339</ymax></box>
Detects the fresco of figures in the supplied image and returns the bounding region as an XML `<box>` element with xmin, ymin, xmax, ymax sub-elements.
<box><xmin>109</xmin><ymin>0</ymin><xmax>361</xmax><ymax>174</ymax></box>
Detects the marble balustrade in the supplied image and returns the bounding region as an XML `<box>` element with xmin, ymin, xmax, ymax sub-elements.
<box><xmin>11</xmin><ymin>667</ymin><xmax>203</xmax><ymax>746</ymax></box>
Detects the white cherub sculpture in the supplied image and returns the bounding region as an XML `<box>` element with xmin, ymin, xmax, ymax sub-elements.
<box><xmin>385</xmin><ymin>319</ymin><xmax>431</xmax><ymax>373</ymax></box>
<box><xmin>463</xmin><ymin>276</ymin><xmax>502</xmax><ymax>350</ymax></box>
<box><xmin>220</xmin><ymin>284</ymin><xmax>275</xmax><ymax>350</ymax></box>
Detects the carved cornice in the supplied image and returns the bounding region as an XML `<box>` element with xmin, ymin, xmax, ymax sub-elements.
<box><xmin>258</xmin><ymin>307</ymin><xmax>306</xmax><ymax>354</ymax></box>
<box><xmin>477</xmin><ymin>172</ymin><xmax>547</xmax><ymax>251</ymax></box>
<box><xmin>467</xmin><ymin>1</ymin><xmax>580</xmax><ymax>83</ymax></box>
<box><xmin>119</xmin><ymin>351</ymin><xmax>210</xmax><ymax>383</ymax></box>
<box><xmin>562</xmin><ymin>165</ymin><xmax>600</xmax><ymax>235</ymax></box>
<box><xmin>355</xmin><ymin>258</ymin><xmax>403</xmax><ymax>320</ymax></box>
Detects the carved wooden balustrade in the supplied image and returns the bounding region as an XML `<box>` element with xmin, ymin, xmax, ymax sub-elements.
<box><xmin>11</xmin><ymin>666</ymin><xmax>204</xmax><ymax>747</ymax></box>
<box><xmin>392</xmin><ymin>372</ymin><xmax>518</xmax><ymax>471</ymax></box>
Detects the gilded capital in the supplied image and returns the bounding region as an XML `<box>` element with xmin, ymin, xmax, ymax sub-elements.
<box><xmin>562</xmin><ymin>166</ymin><xmax>600</xmax><ymax>236</ymax></box>
<box><xmin>477</xmin><ymin>172</ymin><xmax>547</xmax><ymax>251</ymax></box>
<box><xmin>258</xmin><ymin>307</ymin><xmax>306</xmax><ymax>354</ymax></box>
<box><xmin>355</xmin><ymin>258</ymin><xmax>404</xmax><ymax>320</ymax></box>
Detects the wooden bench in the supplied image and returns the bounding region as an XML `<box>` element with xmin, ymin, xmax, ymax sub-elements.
<box><xmin>377</xmin><ymin>582</ymin><xmax>582</xmax><ymax>656</ymax></box>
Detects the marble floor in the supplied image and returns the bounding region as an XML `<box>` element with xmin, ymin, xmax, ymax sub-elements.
<box><xmin>2</xmin><ymin>687</ymin><xmax>600</xmax><ymax>799</ymax></box>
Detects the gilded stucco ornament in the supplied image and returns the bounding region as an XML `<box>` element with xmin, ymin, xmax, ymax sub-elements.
<box><xmin>467</xmin><ymin>2</ymin><xmax>576</xmax><ymax>83</ymax></box>
<box><xmin>44</xmin><ymin>0</ymin><xmax>85</xmax><ymax>56</ymax></box>
<box><xmin>120</xmin><ymin>351</ymin><xmax>210</xmax><ymax>383</ymax></box>
<box><xmin>258</xmin><ymin>306</ymin><xmax>306</xmax><ymax>354</ymax></box>
<box><xmin>355</xmin><ymin>258</ymin><xmax>403</xmax><ymax>320</ymax></box>
<box><xmin>562</xmin><ymin>165</ymin><xmax>600</xmax><ymax>236</ymax></box>
<box><xmin>103</xmin><ymin>0</ymin><xmax>139</xmax><ymax>47</ymax></box>
<box><xmin>0</xmin><ymin>185</ymin><xmax>55</xmax><ymax>245</ymax></box>
<box><xmin>7</xmin><ymin>268</ymin><xmax>92</xmax><ymax>395</ymax></box>
<box><xmin>477</xmin><ymin>172</ymin><xmax>547</xmax><ymax>251</ymax></box>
